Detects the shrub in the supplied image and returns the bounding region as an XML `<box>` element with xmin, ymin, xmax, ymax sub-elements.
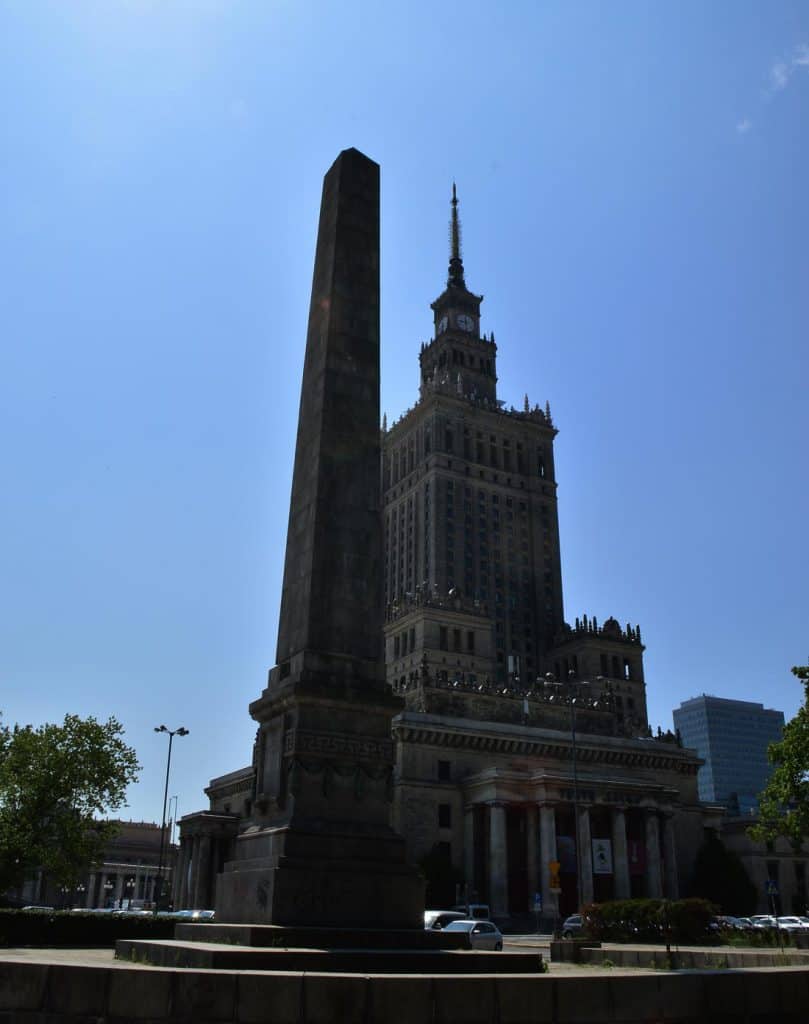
<box><xmin>0</xmin><ymin>909</ymin><xmax>176</xmax><ymax>948</ymax></box>
<box><xmin>582</xmin><ymin>898</ymin><xmax>718</xmax><ymax>944</ymax></box>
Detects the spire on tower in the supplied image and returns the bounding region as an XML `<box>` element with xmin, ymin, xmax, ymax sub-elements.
<box><xmin>447</xmin><ymin>182</ymin><xmax>466</xmax><ymax>288</ymax></box>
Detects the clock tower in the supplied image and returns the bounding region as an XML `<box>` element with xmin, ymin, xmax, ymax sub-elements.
<box><xmin>420</xmin><ymin>185</ymin><xmax>497</xmax><ymax>404</ymax></box>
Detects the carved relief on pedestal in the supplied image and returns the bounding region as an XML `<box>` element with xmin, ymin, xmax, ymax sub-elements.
<box><xmin>283</xmin><ymin>729</ymin><xmax>394</xmax><ymax>763</ymax></box>
<box><xmin>287</xmin><ymin>755</ymin><xmax>393</xmax><ymax>803</ymax></box>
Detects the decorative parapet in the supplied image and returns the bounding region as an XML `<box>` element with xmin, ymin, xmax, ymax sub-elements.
<box><xmin>555</xmin><ymin>614</ymin><xmax>642</xmax><ymax>646</ymax></box>
<box><xmin>384</xmin><ymin>385</ymin><xmax>554</xmax><ymax>435</ymax></box>
<box><xmin>385</xmin><ymin>589</ymin><xmax>490</xmax><ymax>623</ymax></box>
<box><xmin>390</xmin><ymin>671</ymin><xmax>650</xmax><ymax>741</ymax></box>
<box><xmin>204</xmin><ymin>766</ymin><xmax>254</xmax><ymax>801</ymax></box>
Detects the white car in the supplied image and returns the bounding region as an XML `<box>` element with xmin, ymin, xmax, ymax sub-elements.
<box><xmin>776</xmin><ymin>916</ymin><xmax>809</xmax><ymax>932</ymax></box>
<box><xmin>442</xmin><ymin>919</ymin><xmax>503</xmax><ymax>950</ymax></box>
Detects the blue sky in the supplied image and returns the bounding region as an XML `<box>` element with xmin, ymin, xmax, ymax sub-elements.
<box><xmin>1</xmin><ymin>1</ymin><xmax>807</xmax><ymax>826</ymax></box>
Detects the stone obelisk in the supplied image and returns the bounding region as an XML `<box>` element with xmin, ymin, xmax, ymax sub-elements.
<box><xmin>216</xmin><ymin>149</ymin><xmax>423</xmax><ymax>927</ymax></box>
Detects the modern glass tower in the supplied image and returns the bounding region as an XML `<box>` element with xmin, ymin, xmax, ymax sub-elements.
<box><xmin>673</xmin><ymin>695</ymin><xmax>784</xmax><ymax>815</ymax></box>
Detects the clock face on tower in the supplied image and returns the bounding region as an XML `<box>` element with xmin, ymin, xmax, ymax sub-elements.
<box><xmin>437</xmin><ymin>316</ymin><xmax>448</xmax><ymax>334</ymax></box>
<box><xmin>456</xmin><ymin>314</ymin><xmax>474</xmax><ymax>332</ymax></box>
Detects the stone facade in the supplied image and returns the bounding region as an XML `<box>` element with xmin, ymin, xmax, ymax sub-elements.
<box><xmin>722</xmin><ymin>817</ymin><xmax>809</xmax><ymax>915</ymax></box>
<box><xmin>12</xmin><ymin>820</ymin><xmax>175</xmax><ymax>910</ymax></box>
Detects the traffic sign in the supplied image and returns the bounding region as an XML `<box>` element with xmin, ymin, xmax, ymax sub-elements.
<box><xmin>765</xmin><ymin>879</ymin><xmax>779</xmax><ymax>896</ymax></box>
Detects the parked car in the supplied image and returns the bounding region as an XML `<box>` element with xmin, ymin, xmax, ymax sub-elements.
<box><xmin>776</xmin><ymin>916</ymin><xmax>809</xmax><ymax>932</ymax></box>
<box><xmin>442</xmin><ymin>919</ymin><xmax>503</xmax><ymax>950</ymax></box>
<box><xmin>167</xmin><ymin>909</ymin><xmax>215</xmax><ymax>921</ymax></box>
<box><xmin>424</xmin><ymin>910</ymin><xmax>466</xmax><ymax>930</ymax></box>
<box><xmin>561</xmin><ymin>914</ymin><xmax>583</xmax><ymax>938</ymax></box>
<box><xmin>750</xmin><ymin>915</ymin><xmax>776</xmax><ymax>929</ymax></box>
<box><xmin>712</xmin><ymin>915</ymin><xmax>744</xmax><ymax>931</ymax></box>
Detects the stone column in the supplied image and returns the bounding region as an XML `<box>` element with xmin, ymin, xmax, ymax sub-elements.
<box><xmin>181</xmin><ymin>840</ymin><xmax>192</xmax><ymax>908</ymax></box>
<box><xmin>645</xmin><ymin>811</ymin><xmax>663</xmax><ymax>898</ymax></box>
<box><xmin>463</xmin><ymin>805</ymin><xmax>475</xmax><ymax>902</ymax></box>
<box><xmin>172</xmin><ymin>839</ymin><xmax>185</xmax><ymax>909</ymax></box>
<box><xmin>488</xmin><ymin>803</ymin><xmax>508</xmax><ymax>917</ymax></box>
<box><xmin>85</xmin><ymin>873</ymin><xmax>96</xmax><ymax>909</ymax></box>
<box><xmin>577</xmin><ymin>806</ymin><xmax>594</xmax><ymax>907</ymax></box>
<box><xmin>525</xmin><ymin>805</ymin><xmax>538</xmax><ymax>909</ymax></box>
<box><xmin>662</xmin><ymin>814</ymin><xmax>679</xmax><ymax>899</ymax></box>
<box><xmin>611</xmin><ymin>807</ymin><xmax>631</xmax><ymax>900</ymax></box>
<box><xmin>194</xmin><ymin>835</ymin><xmax>212</xmax><ymax>910</ymax></box>
<box><xmin>539</xmin><ymin>804</ymin><xmax>558</xmax><ymax>918</ymax></box>
<box><xmin>188</xmin><ymin>836</ymin><xmax>201</xmax><ymax>909</ymax></box>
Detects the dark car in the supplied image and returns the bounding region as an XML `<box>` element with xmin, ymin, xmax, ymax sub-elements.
<box><xmin>561</xmin><ymin>914</ymin><xmax>583</xmax><ymax>938</ymax></box>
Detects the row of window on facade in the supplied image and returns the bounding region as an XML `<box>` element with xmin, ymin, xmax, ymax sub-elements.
<box><xmin>554</xmin><ymin>654</ymin><xmax>636</xmax><ymax>683</ymax></box>
<box><xmin>392</xmin><ymin>626</ymin><xmax>476</xmax><ymax>661</ymax></box>
<box><xmin>434</xmin><ymin>347</ymin><xmax>492</xmax><ymax>372</ymax></box>
<box><xmin>386</xmin><ymin>428</ymin><xmax>548</xmax><ymax>487</ymax></box>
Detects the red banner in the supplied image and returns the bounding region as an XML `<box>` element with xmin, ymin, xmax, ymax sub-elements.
<box><xmin>627</xmin><ymin>839</ymin><xmax>646</xmax><ymax>876</ymax></box>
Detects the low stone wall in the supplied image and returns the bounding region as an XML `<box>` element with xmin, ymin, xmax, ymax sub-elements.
<box><xmin>551</xmin><ymin>938</ymin><xmax>809</xmax><ymax>970</ymax></box>
<box><xmin>2</xmin><ymin>958</ymin><xmax>809</xmax><ymax>1022</ymax></box>
<box><xmin>578</xmin><ymin>944</ymin><xmax>809</xmax><ymax>970</ymax></box>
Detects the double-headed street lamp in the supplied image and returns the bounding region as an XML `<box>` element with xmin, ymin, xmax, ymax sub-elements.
<box><xmin>153</xmin><ymin>724</ymin><xmax>188</xmax><ymax>912</ymax></box>
<box><xmin>545</xmin><ymin>672</ymin><xmax>588</xmax><ymax>914</ymax></box>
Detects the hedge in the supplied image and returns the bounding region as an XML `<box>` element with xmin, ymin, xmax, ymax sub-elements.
<box><xmin>0</xmin><ymin>909</ymin><xmax>177</xmax><ymax>948</ymax></box>
<box><xmin>582</xmin><ymin>898</ymin><xmax>719</xmax><ymax>944</ymax></box>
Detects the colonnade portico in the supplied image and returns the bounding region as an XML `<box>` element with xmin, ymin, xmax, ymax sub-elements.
<box><xmin>465</xmin><ymin>771</ymin><xmax>680</xmax><ymax>919</ymax></box>
<box><xmin>78</xmin><ymin>862</ymin><xmax>163</xmax><ymax>909</ymax></box>
<box><xmin>174</xmin><ymin>812</ymin><xmax>240</xmax><ymax>911</ymax></box>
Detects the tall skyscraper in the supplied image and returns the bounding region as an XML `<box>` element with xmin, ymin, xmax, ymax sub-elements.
<box><xmin>381</xmin><ymin>189</ymin><xmax>648</xmax><ymax>739</ymax></box>
<box><xmin>673</xmin><ymin>695</ymin><xmax>785</xmax><ymax>815</ymax></box>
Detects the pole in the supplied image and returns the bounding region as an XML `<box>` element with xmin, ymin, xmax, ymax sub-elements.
<box><xmin>770</xmin><ymin>892</ymin><xmax>783</xmax><ymax>953</ymax></box>
<box><xmin>154</xmin><ymin>732</ymin><xmax>173</xmax><ymax>912</ymax></box>
<box><xmin>570</xmin><ymin>699</ymin><xmax>582</xmax><ymax>913</ymax></box>
<box><xmin>152</xmin><ymin>725</ymin><xmax>188</xmax><ymax>914</ymax></box>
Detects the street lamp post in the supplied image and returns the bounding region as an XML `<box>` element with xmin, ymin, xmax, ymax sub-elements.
<box><xmin>153</xmin><ymin>725</ymin><xmax>189</xmax><ymax>913</ymax></box>
<box><xmin>546</xmin><ymin>671</ymin><xmax>595</xmax><ymax>914</ymax></box>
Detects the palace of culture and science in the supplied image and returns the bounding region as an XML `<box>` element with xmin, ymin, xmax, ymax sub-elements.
<box><xmin>177</xmin><ymin>188</ymin><xmax>717</xmax><ymax>921</ymax></box>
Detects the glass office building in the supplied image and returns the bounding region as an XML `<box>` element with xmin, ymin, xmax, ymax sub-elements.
<box><xmin>673</xmin><ymin>696</ymin><xmax>784</xmax><ymax>815</ymax></box>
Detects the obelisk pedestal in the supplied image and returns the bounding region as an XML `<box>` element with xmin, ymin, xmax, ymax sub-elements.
<box><xmin>216</xmin><ymin>149</ymin><xmax>423</xmax><ymax>928</ymax></box>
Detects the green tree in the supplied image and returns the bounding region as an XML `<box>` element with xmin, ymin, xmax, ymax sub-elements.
<box><xmin>688</xmin><ymin>832</ymin><xmax>756</xmax><ymax>913</ymax></box>
<box><xmin>0</xmin><ymin>713</ymin><xmax>140</xmax><ymax>892</ymax></box>
<box><xmin>749</xmin><ymin>664</ymin><xmax>809</xmax><ymax>846</ymax></box>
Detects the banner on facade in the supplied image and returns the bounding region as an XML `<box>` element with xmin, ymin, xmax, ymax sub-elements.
<box><xmin>628</xmin><ymin>838</ymin><xmax>646</xmax><ymax>876</ymax></box>
<box><xmin>556</xmin><ymin>836</ymin><xmax>577</xmax><ymax>873</ymax></box>
<box><xmin>591</xmin><ymin>837</ymin><xmax>613</xmax><ymax>875</ymax></box>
